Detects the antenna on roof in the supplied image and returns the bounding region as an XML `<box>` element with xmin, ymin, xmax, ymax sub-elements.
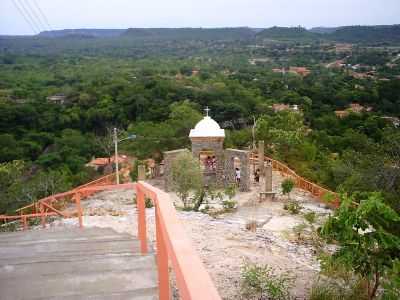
<box><xmin>204</xmin><ymin>106</ymin><xmax>210</xmax><ymax>117</ymax></box>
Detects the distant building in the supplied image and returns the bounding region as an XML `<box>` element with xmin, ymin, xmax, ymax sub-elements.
<box><xmin>272</xmin><ymin>103</ymin><xmax>300</xmax><ymax>113</ymax></box>
<box><xmin>325</xmin><ymin>60</ymin><xmax>345</xmax><ymax>69</ymax></box>
<box><xmin>191</xmin><ymin>69</ymin><xmax>200</xmax><ymax>76</ymax></box>
<box><xmin>249</xmin><ymin>58</ymin><xmax>271</xmax><ymax>65</ymax></box>
<box><xmin>381</xmin><ymin>117</ymin><xmax>400</xmax><ymax>128</ymax></box>
<box><xmin>272</xmin><ymin>68</ymin><xmax>285</xmax><ymax>74</ymax></box>
<box><xmin>335</xmin><ymin>110</ymin><xmax>350</xmax><ymax>118</ymax></box>
<box><xmin>289</xmin><ymin>67</ymin><xmax>310</xmax><ymax>77</ymax></box>
<box><xmin>335</xmin><ymin>103</ymin><xmax>373</xmax><ymax>118</ymax></box>
<box><xmin>86</xmin><ymin>155</ymin><xmax>129</xmax><ymax>172</ymax></box>
<box><xmin>47</xmin><ymin>94</ymin><xmax>67</xmax><ymax>105</ymax></box>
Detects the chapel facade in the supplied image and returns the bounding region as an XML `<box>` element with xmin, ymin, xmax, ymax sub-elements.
<box><xmin>163</xmin><ymin>109</ymin><xmax>250</xmax><ymax>192</ymax></box>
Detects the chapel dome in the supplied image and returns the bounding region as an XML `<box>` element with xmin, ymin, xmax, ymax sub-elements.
<box><xmin>189</xmin><ymin>116</ymin><xmax>225</xmax><ymax>138</ymax></box>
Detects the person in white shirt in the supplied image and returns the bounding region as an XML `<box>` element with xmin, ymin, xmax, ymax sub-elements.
<box><xmin>235</xmin><ymin>168</ymin><xmax>241</xmax><ymax>186</ymax></box>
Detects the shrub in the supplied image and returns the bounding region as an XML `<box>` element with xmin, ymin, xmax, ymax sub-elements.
<box><xmin>0</xmin><ymin>221</ymin><xmax>18</xmax><ymax>232</ymax></box>
<box><xmin>284</xmin><ymin>200</ymin><xmax>302</xmax><ymax>214</ymax></box>
<box><xmin>222</xmin><ymin>200</ymin><xmax>237</xmax><ymax>210</ymax></box>
<box><xmin>132</xmin><ymin>195</ymin><xmax>154</xmax><ymax>208</ymax></box>
<box><xmin>303</xmin><ymin>211</ymin><xmax>317</xmax><ymax>224</ymax></box>
<box><xmin>245</xmin><ymin>220</ymin><xmax>258</xmax><ymax>232</ymax></box>
<box><xmin>309</xmin><ymin>278</ymin><xmax>369</xmax><ymax>300</ymax></box>
<box><xmin>171</xmin><ymin>152</ymin><xmax>203</xmax><ymax>208</ymax></box>
<box><xmin>281</xmin><ymin>178</ymin><xmax>295</xmax><ymax>200</ymax></box>
<box><xmin>241</xmin><ymin>262</ymin><xmax>293</xmax><ymax>300</ymax></box>
<box><xmin>224</xmin><ymin>184</ymin><xmax>237</xmax><ymax>200</ymax></box>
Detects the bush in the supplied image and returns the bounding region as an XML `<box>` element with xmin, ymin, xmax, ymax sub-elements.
<box><xmin>284</xmin><ymin>200</ymin><xmax>302</xmax><ymax>214</ymax></box>
<box><xmin>224</xmin><ymin>184</ymin><xmax>237</xmax><ymax>200</ymax></box>
<box><xmin>171</xmin><ymin>152</ymin><xmax>203</xmax><ymax>208</ymax></box>
<box><xmin>241</xmin><ymin>262</ymin><xmax>293</xmax><ymax>300</ymax></box>
<box><xmin>303</xmin><ymin>211</ymin><xmax>317</xmax><ymax>224</ymax></box>
<box><xmin>132</xmin><ymin>195</ymin><xmax>154</xmax><ymax>208</ymax></box>
<box><xmin>281</xmin><ymin>178</ymin><xmax>295</xmax><ymax>199</ymax></box>
<box><xmin>222</xmin><ymin>200</ymin><xmax>237</xmax><ymax>210</ymax></box>
<box><xmin>309</xmin><ymin>278</ymin><xmax>369</xmax><ymax>300</ymax></box>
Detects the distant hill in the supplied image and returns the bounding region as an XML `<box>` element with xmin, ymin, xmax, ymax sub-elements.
<box><xmin>328</xmin><ymin>25</ymin><xmax>400</xmax><ymax>43</ymax></box>
<box><xmin>38</xmin><ymin>29</ymin><xmax>126</xmax><ymax>38</ymax></box>
<box><xmin>123</xmin><ymin>27</ymin><xmax>256</xmax><ymax>41</ymax></box>
<box><xmin>309</xmin><ymin>27</ymin><xmax>339</xmax><ymax>34</ymax></box>
<box><xmin>256</xmin><ymin>26</ymin><xmax>319</xmax><ymax>41</ymax></box>
<box><xmin>256</xmin><ymin>25</ymin><xmax>400</xmax><ymax>44</ymax></box>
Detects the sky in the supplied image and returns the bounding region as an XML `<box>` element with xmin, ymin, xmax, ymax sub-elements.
<box><xmin>1</xmin><ymin>0</ymin><xmax>399</xmax><ymax>35</ymax></box>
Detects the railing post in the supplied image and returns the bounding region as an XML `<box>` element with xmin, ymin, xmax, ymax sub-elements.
<box><xmin>22</xmin><ymin>216</ymin><xmax>28</xmax><ymax>231</ymax></box>
<box><xmin>136</xmin><ymin>186</ymin><xmax>148</xmax><ymax>254</ymax></box>
<box><xmin>75</xmin><ymin>193</ymin><xmax>83</xmax><ymax>229</ymax></box>
<box><xmin>40</xmin><ymin>203</ymin><xmax>46</xmax><ymax>228</ymax></box>
<box><xmin>156</xmin><ymin>205</ymin><xmax>170</xmax><ymax>300</ymax></box>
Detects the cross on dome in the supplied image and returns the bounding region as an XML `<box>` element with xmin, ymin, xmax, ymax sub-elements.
<box><xmin>204</xmin><ymin>106</ymin><xmax>210</xmax><ymax>117</ymax></box>
<box><xmin>189</xmin><ymin>107</ymin><xmax>225</xmax><ymax>138</ymax></box>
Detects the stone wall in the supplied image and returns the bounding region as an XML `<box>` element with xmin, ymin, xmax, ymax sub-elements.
<box><xmin>224</xmin><ymin>149</ymin><xmax>250</xmax><ymax>192</ymax></box>
<box><xmin>163</xmin><ymin>149</ymin><xmax>190</xmax><ymax>191</ymax></box>
<box><xmin>190</xmin><ymin>137</ymin><xmax>225</xmax><ymax>187</ymax></box>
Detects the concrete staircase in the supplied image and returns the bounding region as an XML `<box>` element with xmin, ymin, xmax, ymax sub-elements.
<box><xmin>0</xmin><ymin>227</ymin><xmax>158</xmax><ymax>300</ymax></box>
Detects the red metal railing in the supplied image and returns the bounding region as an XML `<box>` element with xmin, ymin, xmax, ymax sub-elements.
<box><xmin>0</xmin><ymin>173</ymin><xmax>117</xmax><ymax>230</ymax></box>
<box><xmin>1</xmin><ymin>179</ymin><xmax>221</xmax><ymax>299</ymax></box>
<box><xmin>136</xmin><ymin>181</ymin><xmax>221</xmax><ymax>300</ymax></box>
<box><xmin>251</xmin><ymin>153</ymin><xmax>339</xmax><ymax>207</ymax></box>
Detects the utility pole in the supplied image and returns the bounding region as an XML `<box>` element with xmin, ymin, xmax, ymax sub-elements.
<box><xmin>113</xmin><ymin>128</ymin><xmax>136</xmax><ymax>185</ymax></box>
<box><xmin>114</xmin><ymin>127</ymin><xmax>120</xmax><ymax>185</ymax></box>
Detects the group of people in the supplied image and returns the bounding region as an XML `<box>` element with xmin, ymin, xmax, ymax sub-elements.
<box><xmin>205</xmin><ymin>156</ymin><xmax>217</xmax><ymax>171</ymax></box>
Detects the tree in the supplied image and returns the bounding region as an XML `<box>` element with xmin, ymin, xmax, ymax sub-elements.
<box><xmin>256</xmin><ymin>111</ymin><xmax>306</xmax><ymax>159</ymax></box>
<box><xmin>171</xmin><ymin>152</ymin><xmax>203</xmax><ymax>208</ymax></box>
<box><xmin>320</xmin><ymin>193</ymin><xmax>400</xmax><ymax>300</ymax></box>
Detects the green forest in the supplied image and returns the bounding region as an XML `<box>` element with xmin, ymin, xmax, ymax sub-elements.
<box><xmin>1</xmin><ymin>29</ymin><xmax>399</xmax><ymax>214</ymax></box>
<box><xmin>0</xmin><ymin>24</ymin><xmax>399</xmax><ymax>299</ymax></box>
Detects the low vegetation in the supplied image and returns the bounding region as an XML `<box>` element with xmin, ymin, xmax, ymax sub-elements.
<box><xmin>241</xmin><ymin>262</ymin><xmax>294</xmax><ymax>300</ymax></box>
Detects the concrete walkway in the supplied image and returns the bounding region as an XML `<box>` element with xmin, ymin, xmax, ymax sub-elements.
<box><xmin>0</xmin><ymin>227</ymin><xmax>158</xmax><ymax>300</ymax></box>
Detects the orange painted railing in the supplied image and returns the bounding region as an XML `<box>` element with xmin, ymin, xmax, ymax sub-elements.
<box><xmin>0</xmin><ymin>173</ymin><xmax>117</xmax><ymax>230</ymax></box>
<box><xmin>136</xmin><ymin>181</ymin><xmax>221</xmax><ymax>300</ymax></box>
<box><xmin>251</xmin><ymin>153</ymin><xmax>339</xmax><ymax>207</ymax></box>
<box><xmin>35</xmin><ymin>181</ymin><xmax>221</xmax><ymax>300</ymax></box>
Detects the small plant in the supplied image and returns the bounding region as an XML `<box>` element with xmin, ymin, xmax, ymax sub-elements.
<box><xmin>284</xmin><ymin>200</ymin><xmax>302</xmax><ymax>214</ymax></box>
<box><xmin>241</xmin><ymin>262</ymin><xmax>293</xmax><ymax>300</ymax></box>
<box><xmin>309</xmin><ymin>277</ymin><xmax>369</xmax><ymax>300</ymax></box>
<box><xmin>245</xmin><ymin>220</ymin><xmax>258</xmax><ymax>232</ymax></box>
<box><xmin>322</xmin><ymin>192</ymin><xmax>336</xmax><ymax>204</ymax></box>
<box><xmin>0</xmin><ymin>221</ymin><xmax>18</xmax><ymax>232</ymax></box>
<box><xmin>303</xmin><ymin>211</ymin><xmax>317</xmax><ymax>224</ymax></box>
<box><xmin>292</xmin><ymin>223</ymin><xmax>308</xmax><ymax>242</ymax></box>
<box><xmin>132</xmin><ymin>195</ymin><xmax>154</xmax><ymax>208</ymax></box>
<box><xmin>222</xmin><ymin>199</ymin><xmax>237</xmax><ymax>210</ymax></box>
<box><xmin>281</xmin><ymin>178</ymin><xmax>295</xmax><ymax>200</ymax></box>
<box><xmin>145</xmin><ymin>197</ymin><xmax>153</xmax><ymax>208</ymax></box>
<box><xmin>224</xmin><ymin>184</ymin><xmax>237</xmax><ymax>200</ymax></box>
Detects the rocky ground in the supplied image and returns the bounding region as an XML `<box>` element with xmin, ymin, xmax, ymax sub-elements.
<box><xmin>48</xmin><ymin>171</ymin><xmax>333</xmax><ymax>300</ymax></box>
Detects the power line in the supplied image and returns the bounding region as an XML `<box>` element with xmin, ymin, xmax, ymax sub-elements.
<box><xmin>11</xmin><ymin>0</ymin><xmax>38</xmax><ymax>34</ymax></box>
<box><xmin>22</xmin><ymin>0</ymin><xmax>46</xmax><ymax>32</ymax></box>
<box><xmin>16</xmin><ymin>0</ymin><xmax>42</xmax><ymax>33</ymax></box>
<box><xmin>31</xmin><ymin>0</ymin><xmax>52</xmax><ymax>31</ymax></box>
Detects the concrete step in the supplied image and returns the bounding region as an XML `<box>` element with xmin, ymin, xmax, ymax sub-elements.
<box><xmin>0</xmin><ymin>269</ymin><xmax>158</xmax><ymax>300</ymax></box>
<box><xmin>0</xmin><ymin>254</ymin><xmax>156</xmax><ymax>279</ymax></box>
<box><xmin>0</xmin><ymin>227</ymin><xmax>158</xmax><ymax>300</ymax></box>
<box><xmin>0</xmin><ymin>227</ymin><xmax>123</xmax><ymax>242</ymax></box>
<box><xmin>0</xmin><ymin>238</ymin><xmax>144</xmax><ymax>259</ymax></box>
<box><xmin>34</xmin><ymin>287</ymin><xmax>158</xmax><ymax>300</ymax></box>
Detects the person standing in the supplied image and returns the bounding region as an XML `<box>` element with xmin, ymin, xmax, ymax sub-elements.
<box><xmin>235</xmin><ymin>167</ymin><xmax>241</xmax><ymax>186</ymax></box>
